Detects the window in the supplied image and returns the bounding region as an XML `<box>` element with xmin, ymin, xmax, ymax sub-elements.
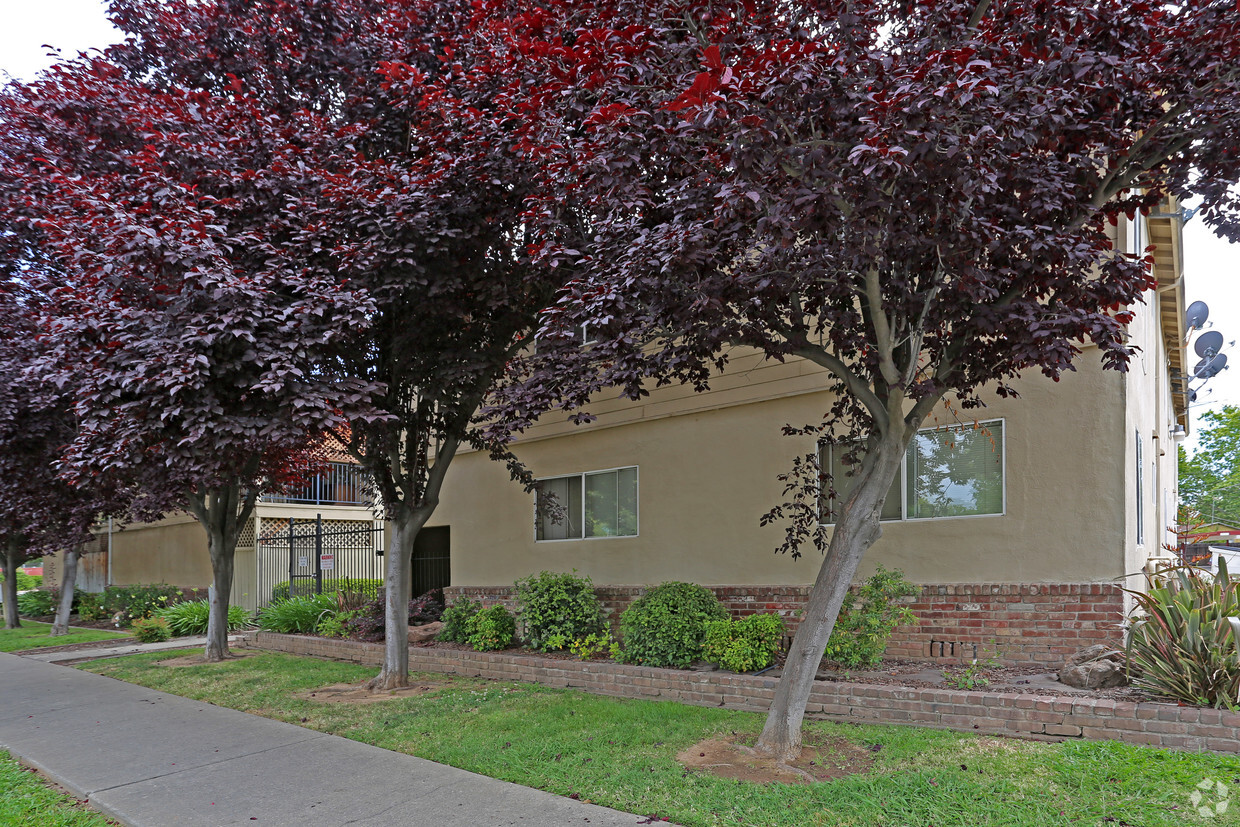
<box><xmin>1135</xmin><ymin>431</ymin><xmax>1144</xmax><ymax>546</ymax></box>
<box><xmin>821</xmin><ymin>420</ymin><xmax>1005</xmax><ymax>524</ymax></box>
<box><xmin>820</xmin><ymin>442</ymin><xmax>902</xmax><ymax>523</ymax></box>
<box><xmin>536</xmin><ymin>467</ymin><xmax>638</xmax><ymax>541</ymax></box>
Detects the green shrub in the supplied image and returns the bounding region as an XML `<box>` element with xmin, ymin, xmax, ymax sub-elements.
<box><xmin>569</xmin><ymin>631</ymin><xmax>621</xmax><ymax>661</ymax></box>
<box><xmin>824</xmin><ymin>565</ymin><xmax>918</xmax><ymax>668</ymax></box>
<box><xmin>4</xmin><ymin>570</ymin><xmax>42</xmax><ymax>591</ymax></box>
<box><xmin>269</xmin><ymin>578</ymin><xmax>383</xmax><ymax>603</ymax></box>
<box><xmin>466</xmin><ymin>604</ymin><xmax>516</xmax><ymax>652</ymax></box>
<box><xmin>16</xmin><ymin>589</ymin><xmax>54</xmax><ymax>617</ymax></box>
<box><xmin>101</xmin><ymin>584</ymin><xmax>182</xmax><ymax>625</ymax></box>
<box><xmin>515</xmin><ymin>571</ymin><xmax>606</xmax><ymax>651</ymax></box>
<box><xmin>131</xmin><ymin>615</ymin><xmax>172</xmax><ymax>643</ymax></box>
<box><xmin>316</xmin><ymin>609</ymin><xmax>362</xmax><ymax>638</ymax></box>
<box><xmin>77</xmin><ymin>592</ymin><xmax>110</xmax><ymax>622</ymax></box>
<box><xmin>438</xmin><ymin>596</ymin><xmax>482</xmax><ymax>643</ymax></box>
<box><xmin>619</xmin><ymin>582</ymin><xmax>728</xmax><ymax>668</ymax></box>
<box><xmin>1126</xmin><ymin>559</ymin><xmax>1240</xmax><ymax>709</ymax></box>
<box><xmin>257</xmin><ymin>593</ymin><xmax>338</xmax><ymax>634</ymax></box>
<box><xmin>154</xmin><ymin>600</ymin><xmax>250</xmax><ymax>637</ymax></box>
<box><xmin>703</xmin><ymin>613</ymin><xmax>785</xmax><ymax>673</ymax></box>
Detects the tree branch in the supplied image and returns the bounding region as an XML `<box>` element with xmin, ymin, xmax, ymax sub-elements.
<box><xmin>864</xmin><ymin>268</ymin><xmax>902</xmax><ymax>387</ymax></box>
<box><xmin>967</xmin><ymin>0</ymin><xmax>992</xmax><ymax>28</ymax></box>
<box><xmin>791</xmin><ymin>344</ymin><xmax>890</xmax><ymax>434</ymax></box>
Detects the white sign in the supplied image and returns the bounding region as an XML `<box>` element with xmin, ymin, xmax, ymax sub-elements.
<box><xmin>321</xmin><ymin>554</ymin><xmax>334</xmax><ymax>571</ymax></box>
<box><xmin>298</xmin><ymin>556</ymin><xmax>308</xmax><ymax>568</ymax></box>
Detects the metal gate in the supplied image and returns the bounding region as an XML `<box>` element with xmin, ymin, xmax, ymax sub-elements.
<box><xmin>256</xmin><ymin>515</ymin><xmax>386</xmax><ymax>605</ymax></box>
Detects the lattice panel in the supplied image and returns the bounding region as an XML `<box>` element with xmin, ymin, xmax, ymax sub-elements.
<box><xmin>236</xmin><ymin>517</ymin><xmax>256</xmax><ymax>549</ymax></box>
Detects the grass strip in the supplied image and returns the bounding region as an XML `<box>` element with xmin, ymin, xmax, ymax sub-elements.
<box><xmin>0</xmin><ymin>750</ymin><xmax>116</xmax><ymax>826</ymax></box>
<box><xmin>83</xmin><ymin>651</ymin><xmax>1240</xmax><ymax>827</ymax></box>
<box><xmin>0</xmin><ymin>621</ymin><xmax>128</xmax><ymax>653</ymax></box>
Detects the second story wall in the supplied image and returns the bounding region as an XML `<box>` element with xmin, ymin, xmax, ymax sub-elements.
<box><xmin>431</xmin><ymin>354</ymin><xmax>1129</xmax><ymax>588</ymax></box>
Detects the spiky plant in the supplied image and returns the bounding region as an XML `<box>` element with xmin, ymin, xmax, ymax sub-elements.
<box><xmin>1125</xmin><ymin>558</ymin><xmax>1240</xmax><ymax>709</ymax></box>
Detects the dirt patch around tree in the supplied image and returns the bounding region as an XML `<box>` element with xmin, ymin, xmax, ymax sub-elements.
<box><xmin>294</xmin><ymin>680</ymin><xmax>453</xmax><ymax>704</ymax></box>
<box><xmin>157</xmin><ymin>651</ymin><xmax>257</xmax><ymax>668</ymax></box>
<box><xmin>678</xmin><ymin>731</ymin><xmax>877</xmax><ymax>784</ymax></box>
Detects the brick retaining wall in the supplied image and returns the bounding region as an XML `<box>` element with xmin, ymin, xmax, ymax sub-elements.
<box><xmin>244</xmin><ymin>632</ymin><xmax>1240</xmax><ymax>754</ymax></box>
<box><xmin>443</xmin><ymin>582</ymin><xmax>1125</xmax><ymax>667</ymax></box>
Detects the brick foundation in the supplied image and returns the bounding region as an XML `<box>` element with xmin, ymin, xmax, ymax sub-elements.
<box><xmin>443</xmin><ymin>582</ymin><xmax>1125</xmax><ymax>668</ymax></box>
<box><xmin>244</xmin><ymin>632</ymin><xmax>1240</xmax><ymax>754</ymax></box>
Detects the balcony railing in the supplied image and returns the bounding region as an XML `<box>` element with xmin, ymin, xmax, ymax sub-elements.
<box><xmin>263</xmin><ymin>462</ymin><xmax>370</xmax><ymax>506</ymax></box>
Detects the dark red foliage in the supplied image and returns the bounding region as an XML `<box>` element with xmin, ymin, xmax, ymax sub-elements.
<box><xmin>345</xmin><ymin>589</ymin><xmax>444</xmax><ymax>642</ymax></box>
<box><xmin>0</xmin><ymin>282</ymin><xmax>125</xmax><ymax>557</ymax></box>
<box><xmin>486</xmin><ymin>0</ymin><xmax>1240</xmax><ymax>553</ymax></box>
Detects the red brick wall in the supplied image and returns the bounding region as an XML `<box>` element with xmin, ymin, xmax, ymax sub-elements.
<box><xmin>444</xmin><ymin>582</ymin><xmax>1125</xmax><ymax>668</ymax></box>
<box><xmin>247</xmin><ymin>632</ymin><xmax>1240</xmax><ymax>754</ymax></box>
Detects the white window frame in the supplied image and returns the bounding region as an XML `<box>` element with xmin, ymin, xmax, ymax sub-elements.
<box><xmin>1135</xmin><ymin>431</ymin><xmax>1144</xmax><ymax>547</ymax></box>
<box><xmin>820</xmin><ymin>418</ymin><xmax>1006</xmax><ymax>526</ymax></box>
<box><xmin>534</xmin><ymin>465</ymin><xmax>639</xmax><ymax>542</ymax></box>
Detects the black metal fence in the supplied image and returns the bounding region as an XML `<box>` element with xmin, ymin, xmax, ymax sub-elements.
<box><xmin>256</xmin><ymin>515</ymin><xmax>386</xmax><ymax>605</ymax></box>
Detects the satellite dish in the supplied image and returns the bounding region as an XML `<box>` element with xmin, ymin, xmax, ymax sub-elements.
<box><xmin>1195</xmin><ymin>330</ymin><xmax>1225</xmax><ymax>358</ymax></box>
<box><xmin>1194</xmin><ymin>354</ymin><xmax>1229</xmax><ymax>379</ymax></box>
<box><xmin>1186</xmin><ymin>300</ymin><xmax>1210</xmax><ymax>330</ymax></box>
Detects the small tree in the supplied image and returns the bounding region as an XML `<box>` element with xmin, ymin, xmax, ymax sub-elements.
<box><xmin>0</xmin><ymin>282</ymin><xmax>124</xmax><ymax>631</ymax></box>
<box><xmin>3</xmin><ymin>0</ymin><xmax>597</xmax><ymax>685</ymax></box>
<box><xmin>1180</xmin><ymin>406</ymin><xmax>1240</xmax><ymax>528</ymax></box>
<box><xmin>491</xmin><ymin>0</ymin><xmax>1240</xmax><ymax>761</ymax></box>
<box><xmin>0</xmin><ymin>7</ymin><xmax>377</xmax><ymax>658</ymax></box>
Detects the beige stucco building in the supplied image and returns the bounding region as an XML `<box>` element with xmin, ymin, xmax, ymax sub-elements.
<box><xmin>51</xmin><ymin>213</ymin><xmax>1190</xmax><ymax>665</ymax></box>
<box><xmin>433</xmin><ymin>212</ymin><xmax>1189</xmax><ymax>666</ymax></box>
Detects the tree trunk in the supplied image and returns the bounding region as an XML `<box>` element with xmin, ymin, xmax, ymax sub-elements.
<box><xmin>367</xmin><ymin>506</ymin><xmax>429</xmax><ymax>690</ymax></box>
<box><xmin>2</xmin><ymin>541</ymin><xmax>21</xmax><ymax>630</ymax></box>
<box><xmin>755</xmin><ymin>433</ymin><xmax>909</xmax><ymax>762</ymax></box>
<box><xmin>50</xmin><ymin>545</ymin><xmax>81</xmax><ymax>636</ymax></box>
<box><xmin>203</xmin><ymin>521</ymin><xmax>235</xmax><ymax>662</ymax></box>
<box><xmin>185</xmin><ymin>482</ymin><xmax>254</xmax><ymax>663</ymax></box>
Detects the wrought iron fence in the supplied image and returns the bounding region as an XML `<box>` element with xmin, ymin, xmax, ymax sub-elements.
<box><xmin>255</xmin><ymin>515</ymin><xmax>386</xmax><ymax>606</ymax></box>
<box><xmin>263</xmin><ymin>462</ymin><xmax>371</xmax><ymax>506</ymax></box>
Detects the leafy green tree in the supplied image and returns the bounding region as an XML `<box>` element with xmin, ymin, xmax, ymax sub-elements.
<box><xmin>1180</xmin><ymin>406</ymin><xmax>1240</xmax><ymax>527</ymax></box>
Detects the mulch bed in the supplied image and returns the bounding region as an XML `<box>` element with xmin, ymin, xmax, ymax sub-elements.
<box><xmin>678</xmin><ymin>731</ymin><xmax>878</xmax><ymax>784</ymax></box>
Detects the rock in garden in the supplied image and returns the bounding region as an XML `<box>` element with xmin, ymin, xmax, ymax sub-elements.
<box><xmin>1066</xmin><ymin>644</ymin><xmax>1121</xmax><ymax>667</ymax></box>
<box><xmin>1058</xmin><ymin>645</ymin><xmax>1127</xmax><ymax>689</ymax></box>
<box><xmin>408</xmin><ymin>621</ymin><xmax>444</xmax><ymax>643</ymax></box>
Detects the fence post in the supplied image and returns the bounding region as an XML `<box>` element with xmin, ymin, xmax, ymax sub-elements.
<box><xmin>287</xmin><ymin>517</ymin><xmax>295</xmax><ymax>594</ymax></box>
<box><xmin>315</xmin><ymin>514</ymin><xmax>323</xmax><ymax>596</ymax></box>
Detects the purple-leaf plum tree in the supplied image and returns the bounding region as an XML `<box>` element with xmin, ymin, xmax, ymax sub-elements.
<box><xmin>0</xmin><ymin>4</ymin><xmax>379</xmax><ymax>658</ymax></box>
<box><xmin>0</xmin><ymin>282</ymin><xmax>127</xmax><ymax>632</ymax></box>
<box><xmin>492</xmin><ymin>0</ymin><xmax>1240</xmax><ymax>761</ymax></box>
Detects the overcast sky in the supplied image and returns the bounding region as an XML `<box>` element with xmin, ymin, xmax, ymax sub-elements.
<box><xmin>3</xmin><ymin>0</ymin><xmax>1237</xmax><ymax>447</ymax></box>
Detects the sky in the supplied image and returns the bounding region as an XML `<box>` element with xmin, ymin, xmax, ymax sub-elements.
<box><xmin>2</xmin><ymin>0</ymin><xmax>1238</xmax><ymax>446</ymax></box>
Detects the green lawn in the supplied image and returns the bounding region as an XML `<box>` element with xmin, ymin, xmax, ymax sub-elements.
<box><xmin>0</xmin><ymin>621</ymin><xmax>128</xmax><ymax>653</ymax></box>
<box><xmin>0</xmin><ymin>750</ymin><xmax>115</xmax><ymax>826</ymax></box>
<box><xmin>82</xmin><ymin>651</ymin><xmax>1240</xmax><ymax>827</ymax></box>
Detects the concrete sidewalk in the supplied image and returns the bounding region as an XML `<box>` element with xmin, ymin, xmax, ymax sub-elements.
<box><xmin>19</xmin><ymin>635</ymin><xmax>234</xmax><ymax>663</ymax></box>
<box><xmin>0</xmin><ymin>653</ymin><xmax>663</xmax><ymax>826</ymax></box>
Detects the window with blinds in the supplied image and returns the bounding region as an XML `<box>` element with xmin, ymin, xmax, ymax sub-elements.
<box><xmin>820</xmin><ymin>420</ymin><xmax>1004</xmax><ymax>524</ymax></box>
<box><xmin>907</xmin><ymin>421</ymin><xmax>1005</xmax><ymax>519</ymax></box>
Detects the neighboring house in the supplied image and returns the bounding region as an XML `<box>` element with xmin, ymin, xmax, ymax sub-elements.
<box><xmin>43</xmin><ymin>461</ymin><xmax>388</xmax><ymax>613</ymax></box>
<box><xmin>430</xmin><ymin>213</ymin><xmax>1189</xmax><ymax>667</ymax></box>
